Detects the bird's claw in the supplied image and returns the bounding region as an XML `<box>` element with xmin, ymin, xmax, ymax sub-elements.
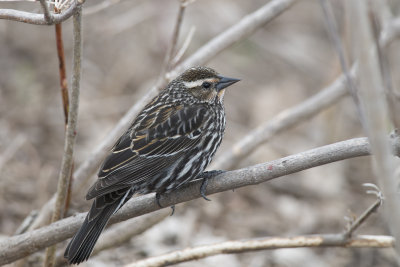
<box><xmin>199</xmin><ymin>170</ymin><xmax>224</xmax><ymax>201</ymax></box>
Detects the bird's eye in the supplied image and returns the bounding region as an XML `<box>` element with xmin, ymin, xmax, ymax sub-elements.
<box><xmin>202</xmin><ymin>82</ymin><xmax>211</xmax><ymax>89</ymax></box>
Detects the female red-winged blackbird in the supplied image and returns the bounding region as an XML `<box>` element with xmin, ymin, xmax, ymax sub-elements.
<box><xmin>64</xmin><ymin>66</ymin><xmax>239</xmax><ymax>264</ymax></box>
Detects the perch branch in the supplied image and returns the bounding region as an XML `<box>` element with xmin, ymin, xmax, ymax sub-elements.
<box><xmin>1</xmin><ymin>134</ymin><xmax>400</xmax><ymax>265</ymax></box>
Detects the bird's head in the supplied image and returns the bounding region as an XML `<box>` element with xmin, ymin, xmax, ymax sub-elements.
<box><xmin>174</xmin><ymin>67</ymin><xmax>240</xmax><ymax>103</ymax></box>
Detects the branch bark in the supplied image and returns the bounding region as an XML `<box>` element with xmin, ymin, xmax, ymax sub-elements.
<box><xmin>125</xmin><ymin>235</ymin><xmax>395</xmax><ymax>267</ymax></box>
<box><xmin>1</xmin><ymin>135</ymin><xmax>400</xmax><ymax>265</ymax></box>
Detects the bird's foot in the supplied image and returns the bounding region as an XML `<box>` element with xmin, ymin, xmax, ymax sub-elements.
<box><xmin>199</xmin><ymin>170</ymin><xmax>225</xmax><ymax>201</ymax></box>
<box><xmin>156</xmin><ymin>193</ymin><xmax>175</xmax><ymax>216</ymax></box>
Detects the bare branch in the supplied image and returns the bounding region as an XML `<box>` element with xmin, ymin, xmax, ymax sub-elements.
<box><xmin>171</xmin><ymin>26</ymin><xmax>196</xmax><ymax>67</ymax></box>
<box><xmin>43</xmin><ymin>6</ymin><xmax>82</xmax><ymax>267</ymax></box>
<box><xmin>2</xmin><ymin>135</ymin><xmax>400</xmax><ymax>265</ymax></box>
<box><xmin>125</xmin><ymin>235</ymin><xmax>394</xmax><ymax>267</ymax></box>
<box><xmin>344</xmin><ymin>184</ymin><xmax>383</xmax><ymax>238</ymax></box>
<box><xmin>319</xmin><ymin>0</ymin><xmax>364</xmax><ymax>125</ymax></box>
<box><xmin>0</xmin><ymin>0</ymin><xmax>85</xmax><ymax>25</ymax></box>
<box><xmin>160</xmin><ymin>0</ymin><xmax>188</xmax><ymax>79</ymax></box>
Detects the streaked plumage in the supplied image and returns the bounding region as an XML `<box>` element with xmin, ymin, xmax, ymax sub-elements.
<box><xmin>64</xmin><ymin>66</ymin><xmax>239</xmax><ymax>264</ymax></box>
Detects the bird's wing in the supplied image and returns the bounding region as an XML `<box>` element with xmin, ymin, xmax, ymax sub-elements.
<box><xmin>86</xmin><ymin>103</ymin><xmax>211</xmax><ymax>199</ymax></box>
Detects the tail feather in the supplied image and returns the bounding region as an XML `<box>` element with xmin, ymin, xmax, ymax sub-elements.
<box><xmin>64</xmin><ymin>201</ymin><xmax>118</xmax><ymax>264</ymax></box>
<box><xmin>64</xmin><ymin>189</ymin><xmax>132</xmax><ymax>265</ymax></box>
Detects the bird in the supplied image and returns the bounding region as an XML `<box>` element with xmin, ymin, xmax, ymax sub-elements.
<box><xmin>64</xmin><ymin>66</ymin><xmax>240</xmax><ymax>264</ymax></box>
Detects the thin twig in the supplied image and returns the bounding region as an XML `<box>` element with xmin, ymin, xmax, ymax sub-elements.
<box><xmin>2</xmin><ymin>135</ymin><xmax>400</xmax><ymax>265</ymax></box>
<box><xmin>319</xmin><ymin>0</ymin><xmax>364</xmax><ymax>125</ymax></box>
<box><xmin>43</xmin><ymin>6</ymin><xmax>82</xmax><ymax>267</ymax></box>
<box><xmin>125</xmin><ymin>234</ymin><xmax>394</xmax><ymax>267</ymax></box>
<box><xmin>344</xmin><ymin>184</ymin><xmax>383</xmax><ymax>238</ymax></box>
<box><xmin>39</xmin><ymin>0</ymin><xmax>53</xmax><ymax>24</ymax></box>
<box><xmin>372</xmin><ymin>2</ymin><xmax>400</xmax><ymax>129</ymax></box>
<box><xmin>0</xmin><ymin>0</ymin><xmax>85</xmax><ymax>25</ymax></box>
<box><xmin>160</xmin><ymin>0</ymin><xmax>188</xmax><ymax>80</ymax></box>
<box><xmin>171</xmin><ymin>26</ymin><xmax>196</xmax><ymax>67</ymax></box>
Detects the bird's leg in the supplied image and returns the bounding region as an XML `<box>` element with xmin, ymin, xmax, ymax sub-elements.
<box><xmin>155</xmin><ymin>192</ymin><xmax>162</xmax><ymax>207</ymax></box>
<box><xmin>199</xmin><ymin>170</ymin><xmax>225</xmax><ymax>201</ymax></box>
<box><xmin>155</xmin><ymin>193</ymin><xmax>175</xmax><ymax>216</ymax></box>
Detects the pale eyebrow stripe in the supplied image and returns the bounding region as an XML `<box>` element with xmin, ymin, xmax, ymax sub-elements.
<box><xmin>183</xmin><ymin>78</ymin><xmax>217</xmax><ymax>88</ymax></box>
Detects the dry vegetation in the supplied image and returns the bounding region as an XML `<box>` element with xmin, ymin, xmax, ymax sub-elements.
<box><xmin>1</xmin><ymin>0</ymin><xmax>400</xmax><ymax>266</ymax></box>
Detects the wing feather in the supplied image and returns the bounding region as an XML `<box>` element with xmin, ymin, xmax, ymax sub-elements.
<box><xmin>87</xmin><ymin>104</ymin><xmax>210</xmax><ymax>199</ymax></box>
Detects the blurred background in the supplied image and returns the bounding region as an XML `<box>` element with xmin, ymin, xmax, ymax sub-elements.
<box><xmin>1</xmin><ymin>0</ymin><xmax>400</xmax><ymax>266</ymax></box>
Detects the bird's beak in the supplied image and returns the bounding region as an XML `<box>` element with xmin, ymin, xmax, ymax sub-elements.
<box><xmin>216</xmin><ymin>76</ymin><xmax>240</xmax><ymax>91</ymax></box>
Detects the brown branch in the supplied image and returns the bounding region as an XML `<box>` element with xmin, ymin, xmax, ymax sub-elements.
<box><xmin>43</xmin><ymin>6</ymin><xmax>82</xmax><ymax>267</ymax></box>
<box><xmin>1</xmin><ymin>134</ymin><xmax>400</xmax><ymax>265</ymax></box>
<box><xmin>54</xmin><ymin>21</ymin><xmax>74</xmax><ymax>218</ymax></box>
<box><xmin>0</xmin><ymin>0</ymin><xmax>85</xmax><ymax>25</ymax></box>
<box><xmin>55</xmin><ymin>23</ymin><xmax>69</xmax><ymax>125</ymax></box>
<box><xmin>125</xmin><ymin>235</ymin><xmax>394</xmax><ymax>267</ymax></box>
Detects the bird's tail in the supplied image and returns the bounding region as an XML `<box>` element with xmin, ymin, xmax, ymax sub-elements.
<box><xmin>64</xmin><ymin>190</ymin><xmax>131</xmax><ymax>264</ymax></box>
